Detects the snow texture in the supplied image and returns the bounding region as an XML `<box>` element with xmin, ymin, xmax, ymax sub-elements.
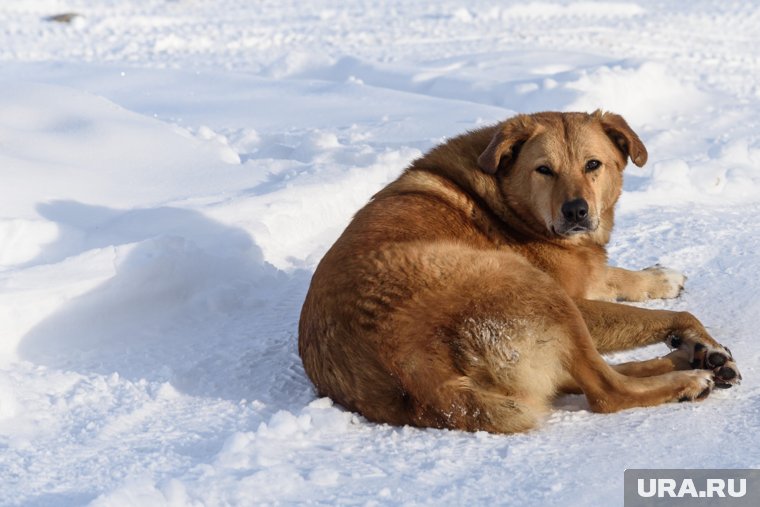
<box><xmin>1</xmin><ymin>1</ymin><xmax>760</xmax><ymax>505</ymax></box>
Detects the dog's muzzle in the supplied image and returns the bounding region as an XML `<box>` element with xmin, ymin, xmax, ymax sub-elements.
<box><xmin>554</xmin><ymin>198</ymin><xmax>597</xmax><ymax>236</ymax></box>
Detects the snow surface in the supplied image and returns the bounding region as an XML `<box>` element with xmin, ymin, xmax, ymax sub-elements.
<box><xmin>1</xmin><ymin>1</ymin><xmax>760</xmax><ymax>505</ymax></box>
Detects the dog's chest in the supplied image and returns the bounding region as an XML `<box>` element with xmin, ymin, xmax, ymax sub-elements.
<box><xmin>522</xmin><ymin>244</ymin><xmax>606</xmax><ymax>299</ymax></box>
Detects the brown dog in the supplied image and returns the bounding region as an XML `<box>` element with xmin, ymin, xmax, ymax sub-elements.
<box><xmin>298</xmin><ymin>111</ymin><xmax>741</xmax><ymax>433</ymax></box>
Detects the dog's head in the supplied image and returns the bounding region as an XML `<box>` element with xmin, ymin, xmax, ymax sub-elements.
<box><xmin>477</xmin><ymin>111</ymin><xmax>646</xmax><ymax>240</ymax></box>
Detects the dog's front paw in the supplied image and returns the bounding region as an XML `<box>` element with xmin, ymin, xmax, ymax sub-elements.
<box><xmin>666</xmin><ymin>333</ymin><xmax>742</xmax><ymax>388</ymax></box>
<box><xmin>643</xmin><ymin>265</ymin><xmax>686</xmax><ymax>299</ymax></box>
<box><xmin>692</xmin><ymin>343</ymin><xmax>741</xmax><ymax>389</ymax></box>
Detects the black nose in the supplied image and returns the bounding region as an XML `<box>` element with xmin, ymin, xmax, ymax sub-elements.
<box><xmin>561</xmin><ymin>198</ymin><xmax>589</xmax><ymax>223</ymax></box>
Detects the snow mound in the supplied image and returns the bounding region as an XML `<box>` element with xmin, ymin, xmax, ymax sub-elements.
<box><xmin>0</xmin><ymin>218</ymin><xmax>58</xmax><ymax>268</ymax></box>
<box><xmin>499</xmin><ymin>2</ymin><xmax>645</xmax><ymax>19</ymax></box>
<box><xmin>208</xmin><ymin>139</ymin><xmax>419</xmax><ymax>270</ymax></box>
<box><xmin>0</xmin><ymin>81</ymin><xmax>247</xmax><ymax>219</ymax></box>
<box><xmin>564</xmin><ymin>62</ymin><xmax>707</xmax><ymax>125</ymax></box>
<box><xmin>621</xmin><ymin>136</ymin><xmax>760</xmax><ymax>211</ymax></box>
<box><xmin>289</xmin><ymin>56</ymin><xmax>704</xmax><ymax>129</ymax></box>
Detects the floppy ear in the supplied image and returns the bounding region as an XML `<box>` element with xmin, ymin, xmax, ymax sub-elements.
<box><xmin>596</xmin><ymin>110</ymin><xmax>648</xmax><ymax>167</ymax></box>
<box><xmin>477</xmin><ymin>115</ymin><xmax>534</xmax><ymax>174</ymax></box>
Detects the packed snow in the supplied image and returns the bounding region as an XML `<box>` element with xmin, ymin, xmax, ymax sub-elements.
<box><xmin>1</xmin><ymin>1</ymin><xmax>759</xmax><ymax>505</ymax></box>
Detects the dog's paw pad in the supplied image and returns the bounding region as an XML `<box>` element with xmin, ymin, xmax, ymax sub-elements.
<box><xmin>667</xmin><ymin>333</ymin><xmax>742</xmax><ymax>389</ymax></box>
<box><xmin>714</xmin><ymin>361</ymin><xmax>741</xmax><ymax>388</ymax></box>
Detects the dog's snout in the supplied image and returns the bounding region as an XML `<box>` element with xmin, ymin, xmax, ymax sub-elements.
<box><xmin>561</xmin><ymin>198</ymin><xmax>589</xmax><ymax>223</ymax></box>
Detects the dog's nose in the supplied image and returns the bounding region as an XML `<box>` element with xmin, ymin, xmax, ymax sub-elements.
<box><xmin>561</xmin><ymin>198</ymin><xmax>589</xmax><ymax>223</ymax></box>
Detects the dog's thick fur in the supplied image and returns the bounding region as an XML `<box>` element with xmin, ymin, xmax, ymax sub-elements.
<box><xmin>299</xmin><ymin>111</ymin><xmax>741</xmax><ymax>433</ymax></box>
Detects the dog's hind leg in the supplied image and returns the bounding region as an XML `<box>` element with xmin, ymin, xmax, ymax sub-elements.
<box><xmin>386</xmin><ymin>248</ymin><xmax>584</xmax><ymax>433</ymax></box>
<box><xmin>557</xmin><ymin>351</ymin><xmax>695</xmax><ymax>394</ymax></box>
<box><xmin>558</xmin><ymin>313</ymin><xmax>722</xmax><ymax>412</ymax></box>
<box><xmin>399</xmin><ymin>372</ymin><xmax>544</xmax><ymax>434</ymax></box>
<box><xmin>393</xmin><ymin>257</ymin><xmax>715</xmax><ymax>430</ymax></box>
<box><xmin>390</xmin><ymin>293</ymin><xmax>555</xmax><ymax>434</ymax></box>
<box><xmin>575</xmin><ymin>299</ymin><xmax>740</xmax><ymax>387</ymax></box>
<box><xmin>495</xmin><ymin>292</ymin><xmax>718</xmax><ymax>413</ymax></box>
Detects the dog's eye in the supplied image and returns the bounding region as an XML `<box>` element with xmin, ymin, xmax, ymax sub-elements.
<box><xmin>585</xmin><ymin>159</ymin><xmax>601</xmax><ymax>172</ymax></box>
<box><xmin>535</xmin><ymin>165</ymin><xmax>554</xmax><ymax>176</ymax></box>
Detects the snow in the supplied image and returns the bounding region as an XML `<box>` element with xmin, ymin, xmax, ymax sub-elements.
<box><xmin>1</xmin><ymin>1</ymin><xmax>759</xmax><ymax>505</ymax></box>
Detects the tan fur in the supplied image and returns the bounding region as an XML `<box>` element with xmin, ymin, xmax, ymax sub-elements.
<box><xmin>298</xmin><ymin>111</ymin><xmax>740</xmax><ymax>434</ymax></box>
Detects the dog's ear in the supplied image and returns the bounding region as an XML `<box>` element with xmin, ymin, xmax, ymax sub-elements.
<box><xmin>596</xmin><ymin>110</ymin><xmax>647</xmax><ymax>167</ymax></box>
<box><xmin>477</xmin><ymin>115</ymin><xmax>534</xmax><ymax>174</ymax></box>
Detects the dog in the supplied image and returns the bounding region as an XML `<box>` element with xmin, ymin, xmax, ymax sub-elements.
<box><xmin>298</xmin><ymin>111</ymin><xmax>741</xmax><ymax>433</ymax></box>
